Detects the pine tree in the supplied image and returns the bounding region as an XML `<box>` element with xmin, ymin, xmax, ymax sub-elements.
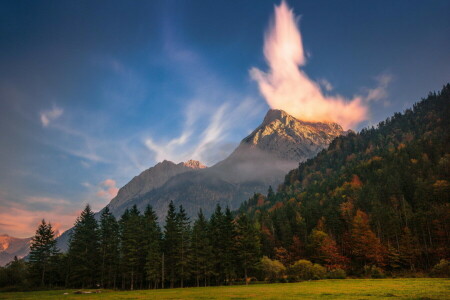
<box><xmin>67</xmin><ymin>204</ymin><xmax>100</xmax><ymax>288</ymax></box>
<box><xmin>163</xmin><ymin>201</ymin><xmax>181</xmax><ymax>288</ymax></box>
<box><xmin>177</xmin><ymin>205</ymin><xmax>191</xmax><ymax>288</ymax></box>
<box><xmin>191</xmin><ymin>209</ymin><xmax>213</xmax><ymax>287</ymax></box>
<box><xmin>209</xmin><ymin>204</ymin><xmax>225</xmax><ymax>284</ymax></box>
<box><xmin>222</xmin><ymin>207</ymin><xmax>237</xmax><ymax>284</ymax></box>
<box><xmin>99</xmin><ymin>207</ymin><xmax>119</xmax><ymax>288</ymax></box>
<box><xmin>119</xmin><ymin>205</ymin><xmax>142</xmax><ymax>290</ymax></box>
<box><xmin>235</xmin><ymin>214</ymin><xmax>261</xmax><ymax>285</ymax></box>
<box><xmin>28</xmin><ymin>219</ymin><xmax>59</xmax><ymax>287</ymax></box>
<box><xmin>143</xmin><ymin>205</ymin><xmax>162</xmax><ymax>289</ymax></box>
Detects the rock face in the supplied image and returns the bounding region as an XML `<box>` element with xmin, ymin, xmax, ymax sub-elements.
<box><xmin>108</xmin><ymin>159</ymin><xmax>207</xmax><ymax>213</ymax></box>
<box><xmin>57</xmin><ymin>109</ymin><xmax>344</xmax><ymax>251</ymax></box>
<box><xmin>0</xmin><ymin>234</ymin><xmax>31</xmax><ymax>266</ymax></box>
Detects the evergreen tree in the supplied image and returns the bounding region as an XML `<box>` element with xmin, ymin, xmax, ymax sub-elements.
<box><xmin>177</xmin><ymin>205</ymin><xmax>191</xmax><ymax>288</ymax></box>
<box><xmin>235</xmin><ymin>214</ymin><xmax>261</xmax><ymax>284</ymax></box>
<box><xmin>119</xmin><ymin>205</ymin><xmax>143</xmax><ymax>290</ymax></box>
<box><xmin>163</xmin><ymin>201</ymin><xmax>181</xmax><ymax>288</ymax></box>
<box><xmin>67</xmin><ymin>204</ymin><xmax>100</xmax><ymax>288</ymax></box>
<box><xmin>191</xmin><ymin>210</ymin><xmax>213</xmax><ymax>287</ymax></box>
<box><xmin>28</xmin><ymin>219</ymin><xmax>59</xmax><ymax>287</ymax></box>
<box><xmin>99</xmin><ymin>207</ymin><xmax>119</xmax><ymax>288</ymax></box>
<box><xmin>143</xmin><ymin>205</ymin><xmax>162</xmax><ymax>289</ymax></box>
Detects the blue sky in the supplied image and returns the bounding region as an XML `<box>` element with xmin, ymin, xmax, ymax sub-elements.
<box><xmin>0</xmin><ymin>0</ymin><xmax>449</xmax><ymax>237</ymax></box>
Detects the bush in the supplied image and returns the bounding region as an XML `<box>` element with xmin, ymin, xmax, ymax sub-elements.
<box><xmin>327</xmin><ymin>268</ymin><xmax>346</xmax><ymax>279</ymax></box>
<box><xmin>430</xmin><ymin>259</ymin><xmax>450</xmax><ymax>278</ymax></box>
<box><xmin>364</xmin><ymin>265</ymin><xmax>386</xmax><ymax>279</ymax></box>
<box><xmin>259</xmin><ymin>256</ymin><xmax>286</xmax><ymax>282</ymax></box>
<box><xmin>311</xmin><ymin>264</ymin><xmax>326</xmax><ymax>280</ymax></box>
<box><xmin>288</xmin><ymin>259</ymin><xmax>326</xmax><ymax>281</ymax></box>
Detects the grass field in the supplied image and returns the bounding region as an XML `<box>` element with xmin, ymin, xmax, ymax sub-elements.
<box><xmin>0</xmin><ymin>278</ymin><xmax>448</xmax><ymax>299</ymax></box>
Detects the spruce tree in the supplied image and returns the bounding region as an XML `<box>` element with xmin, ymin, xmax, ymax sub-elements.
<box><xmin>191</xmin><ymin>209</ymin><xmax>213</xmax><ymax>287</ymax></box>
<box><xmin>143</xmin><ymin>205</ymin><xmax>162</xmax><ymax>289</ymax></box>
<box><xmin>99</xmin><ymin>207</ymin><xmax>119</xmax><ymax>288</ymax></box>
<box><xmin>28</xmin><ymin>219</ymin><xmax>59</xmax><ymax>287</ymax></box>
<box><xmin>163</xmin><ymin>201</ymin><xmax>181</xmax><ymax>288</ymax></box>
<box><xmin>67</xmin><ymin>204</ymin><xmax>100</xmax><ymax>288</ymax></box>
<box><xmin>235</xmin><ymin>214</ymin><xmax>261</xmax><ymax>285</ymax></box>
<box><xmin>177</xmin><ymin>205</ymin><xmax>191</xmax><ymax>288</ymax></box>
<box><xmin>119</xmin><ymin>205</ymin><xmax>142</xmax><ymax>290</ymax></box>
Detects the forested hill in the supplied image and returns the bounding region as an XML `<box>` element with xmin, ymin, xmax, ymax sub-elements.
<box><xmin>239</xmin><ymin>84</ymin><xmax>450</xmax><ymax>271</ymax></box>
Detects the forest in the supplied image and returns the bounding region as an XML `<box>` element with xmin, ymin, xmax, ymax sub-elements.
<box><xmin>0</xmin><ymin>85</ymin><xmax>449</xmax><ymax>290</ymax></box>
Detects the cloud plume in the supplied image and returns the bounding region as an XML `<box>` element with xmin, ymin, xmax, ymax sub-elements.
<box><xmin>251</xmin><ymin>1</ymin><xmax>368</xmax><ymax>129</ymax></box>
<box><xmin>40</xmin><ymin>106</ymin><xmax>63</xmax><ymax>127</ymax></box>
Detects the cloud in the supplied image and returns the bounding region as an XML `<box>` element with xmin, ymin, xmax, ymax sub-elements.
<box><xmin>96</xmin><ymin>179</ymin><xmax>119</xmax><ymax>199</ymax></box>
<box><xmin>40</xmin><ymin>106</ymin><xmax>63</xmax><ymax>127</ymax></box>
<box><xmin>145</xmin><ymin>97</ymin><xmax>263</xmax><ymax>165</ymax></box>
<box><xmin>0</xmin><ymin>193</ymin><xmax>81</xmax><ymax>238</ymax></box>
<box><xmin>319</xmin><ymin>79</ymin><xmax>333</xmax><ymax>92</ymax></box>
<box><xmin>363</xmin><ymin>73</ymin><xmax>392</xmax><ymax>103</ymax></box>
<box><xmin>251</xmin><ymin>1</ymin><xmax>383</xmax><ymax>129</ymax></box>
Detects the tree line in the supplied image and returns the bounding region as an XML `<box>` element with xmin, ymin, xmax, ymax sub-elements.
<box><xmin>1</xmin><ymin>85</ymin><xmax>449</xmax><ymax>290</ymax></box>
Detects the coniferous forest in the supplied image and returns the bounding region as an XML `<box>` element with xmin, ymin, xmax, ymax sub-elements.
<box><xmin>1</xmin><ymin>85</ymin><xmax>449</xmax><ymax>290</ymax></box>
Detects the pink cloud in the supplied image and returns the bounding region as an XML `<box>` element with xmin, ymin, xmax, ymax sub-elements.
<box><xmin>251</xmin><ymin>1</ymin><xmax>369</xmax><ymax>129</ymax></box>
<box><xmin>96</xmin><ymin>179</ymin><xmax>119</xmax><ymax>199</ymax></box>
<box><xmin>0</xmin><ymin>197</ymin><xmax>81</xmax><ymax>238</ymax></box>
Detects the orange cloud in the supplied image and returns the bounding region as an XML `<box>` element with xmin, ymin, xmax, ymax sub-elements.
<box><xmin>0</xmin><ymin>198</ymin><xmax>81</xmax><ymax>238</ymax></box>
<box><xmin>96</xmin><ymin>179</ymin><xmax>119</xmax><ymax>199</ymax></box>
<box><xmin>251</xmin><ymin>1</ymin><xmax>368</xmax><ymax>129</ymax></box>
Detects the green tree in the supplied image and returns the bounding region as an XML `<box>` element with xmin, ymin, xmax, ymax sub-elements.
<box><xmin>163</xmin><ymin>201</ymin><xmax>181</xmax><ymax>288</ymax></box>
<box><xmin>28</xmin><ymin>219</ymin><xmax>59</xmax><ymax>287</ymax></box>
<box><xmin>99</xmin><ymin>207</ymin><xmax>119</xmax><ymax>288</ymax></box>
<box><xmin>143</xmin><ymin>205</ymin><xmax>162</xmax><ymax>289</ymax></box>
<box><xmin>119</xmin><ymin>205</ymin><xmax>143</xmax><ymax>290</ymax></box>
<box><xmin>191</xmin><ymin>209</ymin><xmax>213</xmax><ymax>287</ymax></box>
<box><xmin>235</xmin><ymin>214</ymin><xmax>261</xmax><ymax>284</ymax></box>
<box><xmin>67</xmin><ymin>204</ymin><xmax>100</xmax><ymax>288</ymax></box>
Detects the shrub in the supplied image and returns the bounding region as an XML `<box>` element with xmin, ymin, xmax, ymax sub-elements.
<box><xmin>288</xmin><ymin>259</ymin><xmax>326</xmax><ymax>281</ymax></box>
<box><xmin>430</xmin><ymin>259</ymin><xmax>450</xmax><ymax>278</ymax></box>
<box><xmin>311</xmin><ymin>264</ymin><xmax>326</xmax><ymax>280</ymax></box>
<box><xmin>327</xmin><ymin>268</ymin><xmax>346</xmax><ymax>279</ymax></box>
<box><xmin>288</xmin><ymin>260</ymin><xmax>313</xmax><ymax>281</ymax></box>
<box><xmin>260</xmin><ymin>256</ymin><xmax>286</xmax><ymax>282</ymax></box>
<box><xmin>364</xmin><ymin>265</ymin><xmax>386</xmax><ymax>278</ymax></box>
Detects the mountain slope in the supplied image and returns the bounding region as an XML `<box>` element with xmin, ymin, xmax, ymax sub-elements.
<box><xmin>107</xmin><ymin>109</ymin><xmax>344</xmax><ymax>221</ymax></box>
<box><xmin>108</xmin><ymin>159</ymin><xmax>207</xmax><ymax>213</ymax></box>
<box><xmin>238</xmin><ymin>85</ymin><xmax>450</xmax><ymax>269</ymax></box>
<box><xmin>0</xmin><ymin>234</ymin><xmax>31</xmax><ymax>266</ymax></box>
<box><xmin>56</xmin><ymin>109</ymin><xmax>344</xmax><ymax>252</ymax></box>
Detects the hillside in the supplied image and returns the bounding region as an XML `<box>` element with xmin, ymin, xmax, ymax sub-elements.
<box><xmin>239</xmin><ymin>84</ymin><xmax>450</xmax><ymax>271</ymax></box>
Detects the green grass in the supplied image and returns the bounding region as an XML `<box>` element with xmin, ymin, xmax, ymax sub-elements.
<box><xmin>1</xmin><ymin>278</ymin><xmax>449</xmax><ymax>299</ymax></box>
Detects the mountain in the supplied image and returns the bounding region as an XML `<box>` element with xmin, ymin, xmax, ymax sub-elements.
<box><xmin>108</xmin><ymin>159</ymin><xmax>207</xmax><ymax>213</ymax></box>
<box><xmin>56</xmin><ymin>109</ymin><xmax>344</xmax><ymax>251</ymax></box>
<box><xmin>0</xmin><ymin>234</ymin><xmax>31</xmax><ymax>266</ymax></box>
<box><xmin>238</xmin><ymin>85</ymin><xmax>450</xmax><ymax>270</ymax></box>
<box><xmin>106</xmin><ymin>109</ymin><xmax>344</xmax><ymax>220</ymax></box>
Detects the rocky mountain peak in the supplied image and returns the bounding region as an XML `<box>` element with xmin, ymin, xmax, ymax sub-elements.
<box><xmin>240</xmin><ymin>109</ymin><xmax>344</xmax><ymax>162</ymax></box>
<box><xmin>181</xmin><ymin>160</ymin><xmax>207</xmax><ymax>169</ymax></box>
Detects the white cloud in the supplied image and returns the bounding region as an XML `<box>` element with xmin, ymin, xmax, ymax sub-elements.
<box><xmin>40</xmin><ymin>106</ymin><xmax>63</xmax><ymax>127</ymax></box>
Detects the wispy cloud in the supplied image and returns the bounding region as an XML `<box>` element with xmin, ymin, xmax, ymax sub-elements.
<box><xmin>145</xmin><ymin>97</ymin><xmax>262</xmax><ymax>165</ymax></box>
<box><xmin>40</xmin><ymin>106</ymin><xmax>63</xmax><ymax>127</ymax></box>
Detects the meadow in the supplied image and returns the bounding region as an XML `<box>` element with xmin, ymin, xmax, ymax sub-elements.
<box><xmin>0</xmin><ymin>278</ymin><xmax>448</xmax><ymax>300</ymax></box>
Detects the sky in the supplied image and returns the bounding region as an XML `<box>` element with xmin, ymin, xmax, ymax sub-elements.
<box><xmin>0</xmin><ymin>0</ymin><xmax>449</xmax><ymax>238</ymax></box>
